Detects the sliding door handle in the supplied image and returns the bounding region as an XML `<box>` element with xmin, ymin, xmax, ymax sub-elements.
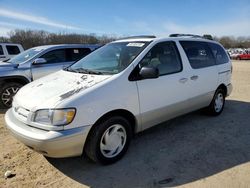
<box><xmin>190</xmin><ymin>75</ymin><xmax>199</xmax><ymax>80</ymax></box>
<box><xmin>179</xmin><ymin>78</ymin><xmax>188</xmax><ymax>83</ymax></box>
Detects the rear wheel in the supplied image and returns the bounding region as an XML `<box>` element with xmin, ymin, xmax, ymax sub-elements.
<box><xmin>85</xmin><ymin>116</ymin><xmax>132</xmax><ymax>164</ymax></box>
<box><xmin>0</xmin><ymin>82</ymin><xmax>23</xmax><ymax>108</ymax></box>
<box><xmin>205</xmin><ymin>88</ymin><xmax>225</xmax><ymax>116</ymax></box>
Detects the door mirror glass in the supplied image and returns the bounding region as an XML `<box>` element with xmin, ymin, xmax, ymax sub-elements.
<box><xmin>139</xmin><ymin>66</ymin><xmax>159</xmax><ymax>79</ymax></box>
<box><xmin>34</xmin><ymin>58</ymin><xmax>47</xmax><ymax>64</ymax></box>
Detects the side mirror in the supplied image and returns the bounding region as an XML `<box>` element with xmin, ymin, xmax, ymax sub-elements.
<box><xmin>33</xmin><ymin>58</ymin><xmax>47</xmax><ymax>64</ymax></box>
<box><xmin>139</xmin><ymin>66</ymin><xmax>159</xmax><ymax>79</ymax></box>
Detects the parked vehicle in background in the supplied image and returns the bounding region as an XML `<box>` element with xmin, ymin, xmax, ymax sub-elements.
<box><xmin>0</xmin><ymin>44</ymin><xmax>101</xmax><ymax>108</ymax></box>
<box><xmin>235</xmin><ymin>52</ymin><xmax>250</xmax><ymax>60</ymax></box>
<box><xmin>227</xmin><ymin>48</ymin><xmax>250</xmax><ymax>60</ymax></box>
<box><xmin>0</xmin><ymin>43</ymin><xmax>24</xmax><ymax>62</ymax></box>
<box><xmin>5</xmin><ymin>34</ymin><xmax>232</xmax><ymax>164</ymax></box>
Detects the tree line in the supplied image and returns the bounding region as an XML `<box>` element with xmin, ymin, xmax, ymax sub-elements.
<box><xmin>0</xmin><ymin>29</ymin><xmax>117</xmax><ymax>49</ymax></box>
<box><xmin>0</xmin><ymin>29</ymin><xmax>249</xmax><ymax>49</ymax></box>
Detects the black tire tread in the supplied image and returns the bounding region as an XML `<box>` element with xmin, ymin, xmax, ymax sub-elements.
<box><xmin>0</xmin><ymin>82</ymin><xmax>22</xmax><ymax>109</ymax></box>
<box><xmin>205</xmin><ymin>88</ymin><xmax>225</xmax><ymax>116</ymax></box>
<box><xmin>85</xmin><ymin>116</ymin><xmax>132</xmax><ymax>164</ymax></box>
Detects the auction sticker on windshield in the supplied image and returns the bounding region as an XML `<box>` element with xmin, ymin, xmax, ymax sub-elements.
<box><xmin>127</xmin><ymin>43</ymin><xmax>145</xmax><ymax>47</ymax></box>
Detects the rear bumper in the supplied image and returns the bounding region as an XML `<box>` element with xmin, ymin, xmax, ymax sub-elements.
<box><xmin>5</xmin><ymin>109</ymin><xmax>92</xmax><ymax>158</ymax></box>
<box><xmin>226</xmin><ymin>83</ymin><xmax>233</xmax><ymax>97</ymax></box>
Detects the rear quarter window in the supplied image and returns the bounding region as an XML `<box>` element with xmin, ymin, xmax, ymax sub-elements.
<box><xmin>6</xmin><ymin>45</ymin><xmax>20</xmax><ymax>55</ymax></box>
<box><xmin>180</xmin><ymin>41</ymin><xmax>216</xmax><ymax>69</ymax></box>
<box><xmin>208</xmin><ymin>43</ymin><xmax>229</xmax><ymax>64</ymax></box>
<box><xmin>66</xmin><ymin>48</ymin><xmax>91</xmax><ymax>62</ymax></box>
<box><xmin>0</xmin><ymin>45</ymin><xmax>3</xmax><ymax>55</ymax></box>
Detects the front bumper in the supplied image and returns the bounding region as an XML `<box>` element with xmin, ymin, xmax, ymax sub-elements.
<box><xmin>5</xmin><ymin>109</ymin><xmax>92</xmax><ymax>158</ymax></box>
<box><xmin>226</xmin><ymin>83</ymin><xmax>233</xmax><ymax>96</ymax></box>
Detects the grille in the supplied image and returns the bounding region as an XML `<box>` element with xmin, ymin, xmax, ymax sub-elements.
<box><xmin>13</xmin><ymin>106</ymin><xmax>30</xmax><ymax>122</ymax></box>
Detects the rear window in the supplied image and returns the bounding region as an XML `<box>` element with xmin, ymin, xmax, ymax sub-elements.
<box><xmin>208</xmin><ymin>43</ymin><xmax>229</xmax><ymax>65</ymax></box>
<box><xmin>180</xmin><ymin>41</ymin><xmax>216</xmax><ymax>69</ymax></box>
<box><xmin>0</xmin><ymin>45</ymin><xmax>3</xmax><ymax>55</ymax></box>
<box><xmin>66</xmin><ymin>48</ymin><xmax>91</xmax><ymax>62</ymax></box>
<box><xmin>6</xmin><ymin>45</ymin><xmax>20</xmax><ymax>55</ymax></box>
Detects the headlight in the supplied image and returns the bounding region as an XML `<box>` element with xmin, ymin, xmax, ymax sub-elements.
<box><xmin>33</xmin><ymin>108</ymin><xmax>76</xmax><ymax>126</ymax></box>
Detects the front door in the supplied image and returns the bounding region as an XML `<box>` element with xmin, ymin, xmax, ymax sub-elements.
<box><xmin>31</xmin><ymin>49</ymin><xmax>73</xmax><ymax>80</ymax></box>
<box><xmin>135</xmin><ymin>41</ymin><xmax>191</xmax><ymax>131</ymax></box>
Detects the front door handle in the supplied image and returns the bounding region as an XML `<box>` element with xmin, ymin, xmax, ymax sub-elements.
<box><xmin>190</xmin><ymin>75</ymin><xmax>199</xmax><ymax>80</ymax></box>
<box><xmin>179</xmin><ymin>78</ymin><xmax>188</xmax><ymax>83</ymax></box>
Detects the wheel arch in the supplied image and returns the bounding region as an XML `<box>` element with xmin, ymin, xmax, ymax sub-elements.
<box><xmin>217</xmin><ymin>83</ymin><xmax>227</xmax><ymax>96</ymax></box>
<box><xmin>0</xmin><ymin>76</ymin><xmax>30</xmax><ymax>86</ymax></box>
<box><xmin>84</xmin><ymin>109</ymin><xmax>137</xmax><ymax>151</ymax></box>
<box><xmin>93</xmin><ymin>109</ymin><xmax>137</xmax><ymax>133</ymax></box>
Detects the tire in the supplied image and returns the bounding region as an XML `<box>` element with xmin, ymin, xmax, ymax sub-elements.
<box><xmin>205</xmin><ymin>88</ymin><xmax>225</xmax><ymax>116</ymax></box>
<box><xmin>0</xmin><ymin>82</ymin><xmax>23</xmax><ymax>109</ymax></box>
<box><xmin>85</xmin><ymin>116</ymin><xmax>132</xmax><ymax>165</ymax></box>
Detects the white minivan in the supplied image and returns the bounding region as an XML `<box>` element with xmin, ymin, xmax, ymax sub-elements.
<box><xmin>5</xmin><ymin>35</ymin><xmax>232</xmax><ymax>164</ymax></box>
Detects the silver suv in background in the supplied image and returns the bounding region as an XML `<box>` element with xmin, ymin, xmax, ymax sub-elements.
<box><xmin>0</xmin><ymin>43</ymin><xmax>24</xmax><ymax>62</ymax></box>
<box><xmin>0</xmin><ymin>44</ymin><xmax>101</xmax><ymax>108</ymax></box>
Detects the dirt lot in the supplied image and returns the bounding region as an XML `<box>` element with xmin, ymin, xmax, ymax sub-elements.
<box><xmin>1</xmin><ymin>60</ymin><xmax>250</xmax><ymax>188</ymax></box>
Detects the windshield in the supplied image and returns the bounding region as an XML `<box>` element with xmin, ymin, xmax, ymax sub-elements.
<box><xmin>68</xmin><ymin>41</ymin><xmax>149</xmax><ymax>75</ymax></box>
<box><xmin>7</xmin><ymin>47</ymin><xmax>45</xmax><ymax>64</ymax></box>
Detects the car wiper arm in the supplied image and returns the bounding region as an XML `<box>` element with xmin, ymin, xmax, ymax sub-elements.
<box><xmin>74</xmin><ymin>68</ymin><xmax>103</xmax><ymax>75</ymax></box>
<box><xmin>64</xmin><ymin>67</ymin><xmax>80</xmax><ymax>73</ymax></box>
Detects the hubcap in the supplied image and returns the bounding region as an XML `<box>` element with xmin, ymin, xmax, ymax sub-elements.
<box><xmin>214</xmin><ymin>93</ymin><xmax>224</xmax><ymax>112</ymax></box>
<box><xmin>1</xmin><ymin>86</ymin><xmax>20</xmax><ymax>107</ymax></box>
<box><xmin>100</xmin><ymin>124</ymin><xmax>127</xmax><ymax>158</ymax></box>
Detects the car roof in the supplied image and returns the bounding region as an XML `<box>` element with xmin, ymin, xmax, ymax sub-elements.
<box><xmin>30</xmin><ymin>44</ymin><xmax>102</xmax><ymax>51</ymax></box>
<box><xmin>0</xmin><ymin>43</ymin><xmax>23</xmax><ymax>45</ymax></box>
<box><xmin>113</xmin><ymin>36</ymin><xmax>218</xmax><ymax>44</ymax></box>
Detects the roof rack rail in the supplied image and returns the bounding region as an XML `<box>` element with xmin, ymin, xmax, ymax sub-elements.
<box><xmin>169</xmin><ymin>34</ymin><xmax>213</xmax><ymax>40</ymax></box>
<box><xmin>169</xmin><ymin>34</ymin><xmax>202</xmax><ymax>38</ymax></box>
<box><xmin>119</xmin><ymin>35</ymin><xmax>156</xmax><ymax>40</ymax></box>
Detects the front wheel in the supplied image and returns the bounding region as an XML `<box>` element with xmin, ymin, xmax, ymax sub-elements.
<box><xmin>0</xmin><ymin>82</ymin><xmax>23</xmax><ymax>109</ymax></box>
<box><xmin>206</xmin><ymin>88</ymin><xmax>225</xmax><ymax>116</ymax></box>
<box><xmin>85</xmin><ymin>116</ymin><xmax>132</xmax><ymax>164</ymax></box>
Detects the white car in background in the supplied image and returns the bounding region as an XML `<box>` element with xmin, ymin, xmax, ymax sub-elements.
<box><xmin>0</xmin><ymin>43</ymin><xmax>24</xmax><ymax>62</ymax></box>
<box><xmin>5</xmin><ymin>34</ymin><xmax>232</xmax><ymax>164</ymax></box>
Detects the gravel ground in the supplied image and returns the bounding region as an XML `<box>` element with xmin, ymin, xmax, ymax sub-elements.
<box><xmin>1</xmin><ymin>60</ymin><xmax>250</xmax><ymax>188</ymax></box>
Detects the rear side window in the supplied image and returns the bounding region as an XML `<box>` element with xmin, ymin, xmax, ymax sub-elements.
<box><xmin>0</xmin><ymin>45</ymin><xmax>3</xmax><ymax>55</ymax></box>
<box><xmin>140</xmin><ymin>41</ymin><xmax>182</xmax><ymax>76</ymax></box>
<box><xmin>180</xmin><ymin>41</ymin><xmax>216</xmax><ymax>69</ymax></box>
<box><xmin>208</xmin><ymin>43</ymin><xmax>229</xmax><ymax>64</ymax></box>
<box><xmin>6</xmin><ymin>45</ymin><xmax>20</xmax><ymax>55</ymax></box>
<box><xmin>66</xmin><ymin>48</ymin><xmax>91</xmax><ymax>62</ymax></box>
<box><xmin>41</xmin><ymin>49</ymin><xmax>66</xmax><ymax>63</ymax></box>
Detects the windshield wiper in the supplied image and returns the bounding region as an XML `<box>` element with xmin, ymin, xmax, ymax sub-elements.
<box><xmin>63</xmin><ymin>66</ymin><xmax>74</xmax><ymax>71</ymax></box>
<box><xmin>68</xmin><ymin>68</ymin><xmax>104</xmax><ymax>75</ymax></box>
<box><xmin>78</xmin><ymin>68</ymin><xmax>104</xmax><ymax>75</ymax></box>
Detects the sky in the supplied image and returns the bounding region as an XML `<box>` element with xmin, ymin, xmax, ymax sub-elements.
<box><xmin>0</xmin><ymin>0</ymin><xmax>249</xmax><ymax>37</ymax></box>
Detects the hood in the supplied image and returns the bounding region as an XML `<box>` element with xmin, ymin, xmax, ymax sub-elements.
<box><xmin>0</xmin><ymin>62</ymin><xmax>17</xmax><ymax>70</ymax></box>
<box><xmin>14</xmin><ymin>70</ymin><xmax>111</xmax><ymax>111</ymax></box>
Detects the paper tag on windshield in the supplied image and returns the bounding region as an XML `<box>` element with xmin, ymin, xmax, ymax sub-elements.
<box><xmin>74</xmin><ymin>49</ymin><xmax>79</xmax><ymax>53</ymax></box>
<box><xmin>34</xmin><ymin>48</ymin><xmax>45</xmax><ymax>52</ymax></box>
<box><xmin>127</xmin><ymin>43</ymin><xmax>145</xmax><ymax>47</ymax></box>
